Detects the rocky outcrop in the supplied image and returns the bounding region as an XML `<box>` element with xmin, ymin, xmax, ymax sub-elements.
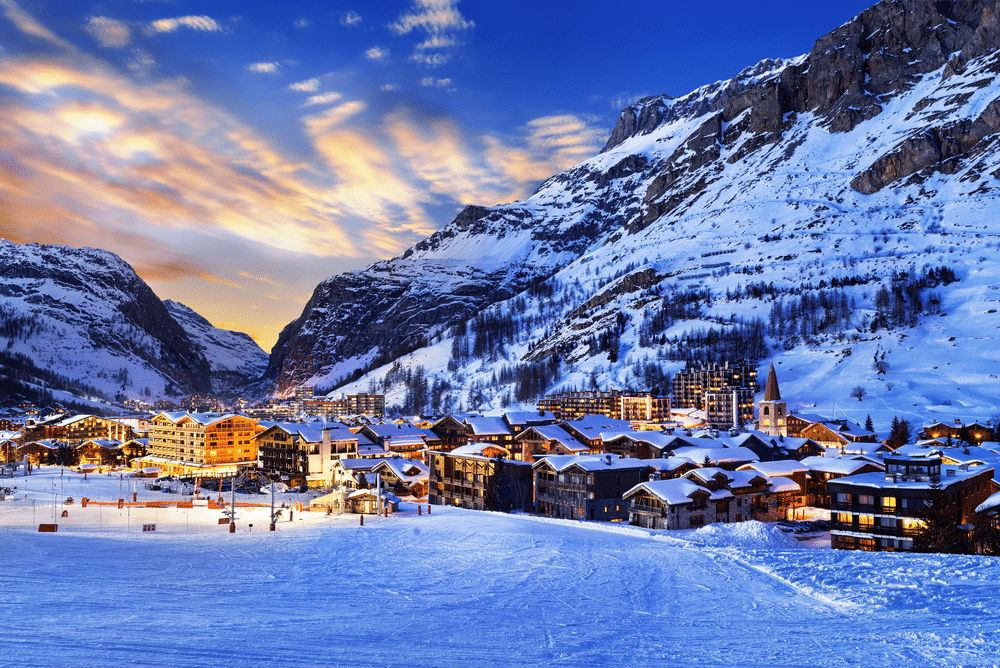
<box><xmin>853</xmin><ymin>96</ymin><xmax>1000</xmax><ymax>193</ymax></box>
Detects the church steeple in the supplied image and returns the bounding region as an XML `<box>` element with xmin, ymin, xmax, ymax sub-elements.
<box><xmin>758</xmin><ymin>362</ymin><xmax>787</xmax><ymax>437</ymax></box>
<box><xmin>764</xmin><ymin>362</ymin><xmax>781</xmax><ymax>402</ymax></box>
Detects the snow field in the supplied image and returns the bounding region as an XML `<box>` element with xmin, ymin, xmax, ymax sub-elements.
<box><xmin>3</xmin><ymin>470</ymin><xmax>1000</xmax><ymax>667</ymax></box>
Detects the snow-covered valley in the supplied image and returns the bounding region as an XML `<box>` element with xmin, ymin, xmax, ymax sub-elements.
<box><xmin>1</xmin><ymin>469</ymin><xmax>999</xmax><ymax>667</ymax></box>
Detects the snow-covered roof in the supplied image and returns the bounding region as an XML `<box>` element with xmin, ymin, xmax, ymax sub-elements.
<box><xmin>532</xmin><ymin>454</ymin><xmax>651</xmax><ymax>473</ymax></box>
<box><xmin>835</xmin><ymin>465</ymin><xmax>992</xmax><ymax>491</ymax></box>
<box><xmin>517</xmin><ymin>425</ymin><xmax>590</xmax><ymax>452</ymax></box>
<box><xmin>332</xmin><ymin>458</ymin><xmax>380</xmax><ymax>471</ymax></box>
<box><xmin>153</xmin><ymin>411</ymin><xmax>248</xmax><ymax>427</ymax></box>
<box><xmin>643</xmin><ymin>457</ymin><xmax>693</xmax><ymax>472</ymax></box>
<box><xmin>738</xmin><ymin>460</ymin><xmax>808</xmax><ymax>478</ymax></box>
<box><xmin>561</xmin><ymin>415</ymin><xmax>633</xmax><ymax>436</ymax></box>
<box><xmin>502</xmin><ymin>411</ymin><xmax>556</xmax><ymax>426</ymax></box>
<box><xmin>372</xmin><ymin>458</ymin><xmax>429</xmax><ymax>484</ymax></box>
<box><xmin>448</xmin><ymin>443</ymin><xmax>510</xmax><ymax>458</ymax></box>
<box><xmin>767</xmin><ymin>476</ymin><xmax>801</xmax><ymax>494</ymax></box>
<box><xmin>296</xmin><ymin>426</ymin><xmax>372</xmax><ymax>444</ymax></box>
<box><xmin>789</xmin><ymin>413</ymin><xmax>830</xmax><ymax>424</ymax></box>
<box><xmin>365</xmin><ymin>423</ymin><xmax>433</xmax><ymax>439</ymax></box>
<box><xmin>800</xmin><ymin>456</ymin><xmax>884</xmax><ymax>475</ymax></box>
<box><xmin>623</xmin><ymin>479</ymin><xmax>710</xmax><ymax>505</ymax></box>
<box><xmin>463</xmin><ymin>416</ymin><xmax>512</xmax><ymax>436</ymax></box>
<box><xmin>976</xmin><ymin>491</ymin><xmax>1000</xmax><ymax>514</ymax></box>
<box><xmin>671</xmin><ymin>446</ymin><xmax>759</xmax><ymax>466</ymax></box>
<box><xmin>79</xmin><ymin>438</ymin><xmax>123</xmax><ymax>448</ymax></box>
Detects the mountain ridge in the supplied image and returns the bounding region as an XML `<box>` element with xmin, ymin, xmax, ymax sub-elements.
<box><xmin>261</xmin><ymin>0</ymin><xmax>1000</xmax><ymax>413</ymax></box>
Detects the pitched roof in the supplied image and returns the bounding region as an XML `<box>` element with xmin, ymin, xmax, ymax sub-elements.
<box><xmin>463</xmin><ymin>416</ymin><xmax>512</xmax><ymax>436</ymax></box>
<box><xmin>623</xmin><ymin>479</ymin><xmax>709</xmax><ymax>505</ymax></box>
<box><xmin>763</xmin><ymin>362</ymin><xmax>781</xmax><ymax>402</ymax></box>
<box><xmin>532</xmin><ymin>454</ymin><xmax>651</xmax><ymax>473</ymax></box>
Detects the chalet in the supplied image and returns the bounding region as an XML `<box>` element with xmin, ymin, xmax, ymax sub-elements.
<box><xmin>371</xmin><ymin>458</ymin><xmax>429</xmax><ymax>498</ymax></box>
<box><xmin>121</xmin><ymin>438</ymin><xmax>148</xmax><ymax>463</ymax></box>
<box><xmin>46</xmin><ymin>415</ymin><xmax>134</xmax><ymax>444</ymax></box>
<box><xmin>76</xmin><ymin>439</ymin><xmax>123</xmax><ymax>467</ymax></box>
<box><xmin>682</xmin><ymin>468</ymin><xmax>793</xmax><ymax>523</ymax></box>
<box><xmin>559</xmin><ymin>415</ymin><xmax>634</xmax><ymax>449</ymax></box>
<box><xmin>800</xmin><ymin>422</ymin><xmax>879</xmax><ymax>450</ymax></box>
<box><xmin>427</xmin><ymin>443</ymin><xmax>533</xmax><ymax>511</ymax></box>
<box><xmin>514</xmin><ymin>425</ymin><xmax>593</xmax><ymax>462</ymax></box>
<box><xmin>360</xmin><ymin>423</ymin><xmax>439</xmax><ymax>460</ymax></box>
<box><xmin>785</xmin><ymin>413</ymin><xmax>831</xmax><ymax>438</ymax></box>
<box><xmin>533</xmin><ymin>454</ymin><xmax>651</xmax><ymax>521</ymax></box>
<box><xmin>428</xmin><ymin>415</ymin><xmax>469</xmax><ymax>452</ymax></box>
<box><xmin>501</xmin><ymin>411</ymin><xmax>558</xmax><ymax>436</ymax></box>
<box><xmin>763</xmin><ymin>435</ymin><xmax>824</xmax><ymax>460</ymax></box>
<box><xmin>255</xmin><ymin>423</ymin><xmax>305</xmax><ymax>478</ymax></box>
<box><xmin>625</xmin><ymin>479</ymin><xmax>724</xmax><ymax>530</ymax></box>
<box><xmin>829</xmin><ymin>454</ymin><xmax>994</xmax><ymax>552</ymax></box>
<box><xmin>799</xmin><ymin>456</ymin><xmax>885</xmax><ymax>507</ymax></box>
<box><xmin>16</xmin><ymin>439</ymin><xmax>63</xmax><ymax>465</ymax></box>
<box><xmin>463</xmin><ymin>416</ymin><xmax>515</xmax><ymax>449</ymax></box>
<box><xmin>331</xmin><ymin>458</ymin><xmax>381</xmax><ymax>490</ymax></box>
<box><xmin>737</xmin><ymin>460</ymin><xmax>809</xmax><ymax>507</ymax></box>
<box><xmin>602</xmin><ymin>431</ymin><xmax>676</xmax><ymax>459</ymax></box>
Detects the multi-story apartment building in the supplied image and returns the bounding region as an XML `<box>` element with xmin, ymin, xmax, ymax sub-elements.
<box><xmin>704</xmin><ymin>388</ymin><xmax>755</xmax><ymax>429</ymax></box>
<box><xmin>297</xmin><ymin>394</ymin><xmax>387</xmax><ymax>419</ymax></box>
<box><xmin>142</xmin><ymin>412</ymin><xmax>260</xmax><ymax>476</ymax></box>
<box><xmin>538</xmin><ymin>391</ymin><xmax>670</xmax><ymax>423</ymax></box>
<box><xmin>828</xmin><ymin>454</ymin><xmax>993</xmax><ymax>552</ymax></box>
<box><xmin>533</xmin><ymin>454</ymin><xmax>652</xmax><ymax>521</ymax></box>
<box><xmin>427</xmin><ymin>443</ymin><xmax>533</xmax><ymax>511</ymax></box>
<box><xmin>671</xmin><ymin>361</ymin><xmax>758</xmax><ymax>410</ymax></box>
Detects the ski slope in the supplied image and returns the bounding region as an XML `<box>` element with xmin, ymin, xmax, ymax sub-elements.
<box><xmin>1</xmin><ymin>470</ymin><xmax>998</xmax><ymax>667</ymax></box>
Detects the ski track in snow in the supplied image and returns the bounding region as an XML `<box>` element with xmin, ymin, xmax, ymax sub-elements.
<box><xmin>3</xmin><ymin>489</ymin><xmax>1000</xmax><ymax>668</ymax></box>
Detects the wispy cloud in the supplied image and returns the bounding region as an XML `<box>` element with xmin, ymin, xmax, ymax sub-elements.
<box><xmin>83</xmin><ymin>17</ymin><xmax>131</xmax><ymax>48</ymax></box>
<box><xmin>1</xmin><ymin>0</ymin><xmax>75</xmax><ymax>50</ymax></box>
<box><xmin>381</xmin><ymin>83</ymin><xmax>400</xmax><ymax>91</ymax></box>
<box><xmin>340</xmin><ymin>11</ymin><xmax>362</xmax><ymax>26</ymax></box>
<box><xmin>419</xmin><ymin>77</ymin><xmax>452</xmax><ymax>87</ymax></box>
<box><xmin>146</xmin><ymin>15</ymin><xmax>221</xmax><ymax>35</ymax></box>
<box><xmin>304</xmin><ymin>91</ymin><xmax>343</xmax><ymax>107</ymax></box>
<box><xmin>293</xmin><ymin>18</ymin><xmax>311</xmax><ymax>29</ymax></box>
<box><xmin>389</xmin><ymin>0</ymin><xmax>472</xmax><ymax>67</ymax></box>
<box><xmin>389</xmin><ymin>0</ymin><xmax>473</xmax><ymax>36</ymax></box>
<box><xmin>247</xmin><ymin>62</ymin><xmax>280</xmax><ymax>73</ymax></box>
<box><xmin>365</xmin><ymin>46</ymin><xmax>389</xmax><ymax>61</ymax></box>
<box><xmin>289</xmin><ymin>77</ymin><xmax>319</xmax><ymax>92</ymax></box>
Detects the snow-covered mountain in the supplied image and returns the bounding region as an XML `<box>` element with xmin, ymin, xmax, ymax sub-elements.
<box><xmin>261</xmin><ymin>0</ymin><xmax>1000</xmax><ymax>429</ymax></box>
<box><xmin>0</xmin><ymin>240</ymin><xmax>258</xmax><ymax>405</ymax></box>
<box><xmin>163</xmin><ymin>300</ymin><xmax>268</xmax><ymax>395</ymax></box>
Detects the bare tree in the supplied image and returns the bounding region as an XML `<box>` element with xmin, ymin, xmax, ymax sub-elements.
<box><xmin>850</xmin><ymin>386</ymin><xmax>867</xmax><ymax>402</ymax></box>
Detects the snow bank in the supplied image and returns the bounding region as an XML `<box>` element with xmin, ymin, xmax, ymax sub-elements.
<box><xmin>671</xmin><ymin>520</ymin><xmax>803</xmax><ymax>549</ymax></box>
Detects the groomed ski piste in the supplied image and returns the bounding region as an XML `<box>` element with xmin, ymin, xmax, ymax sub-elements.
<box><xmin>1</xmin><ymin>467</ymin><xmax>998</xmax><ymax>668</ymax></box>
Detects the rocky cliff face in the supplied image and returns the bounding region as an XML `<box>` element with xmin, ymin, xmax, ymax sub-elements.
<box><xmin>264</xmin><ymin>0</ymin><xmax>1000</xmax><ymax>401</ymax></box>
<box><xmin>0</xmin><ymin>240</ymin><xmax>219</xmax><ymax>401</ymax></box>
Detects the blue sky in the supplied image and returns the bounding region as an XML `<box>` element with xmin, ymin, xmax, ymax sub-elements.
<box><xmin>0</xmin><ymin>0</ymin><xmax>875</xmax><ymax>348</ymax></box>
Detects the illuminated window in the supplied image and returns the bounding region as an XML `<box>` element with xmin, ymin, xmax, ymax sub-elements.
<box><xmin>858</xmin><ymin>514</ymin><xmax>874</xmax><ymax>528</ymax></box>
